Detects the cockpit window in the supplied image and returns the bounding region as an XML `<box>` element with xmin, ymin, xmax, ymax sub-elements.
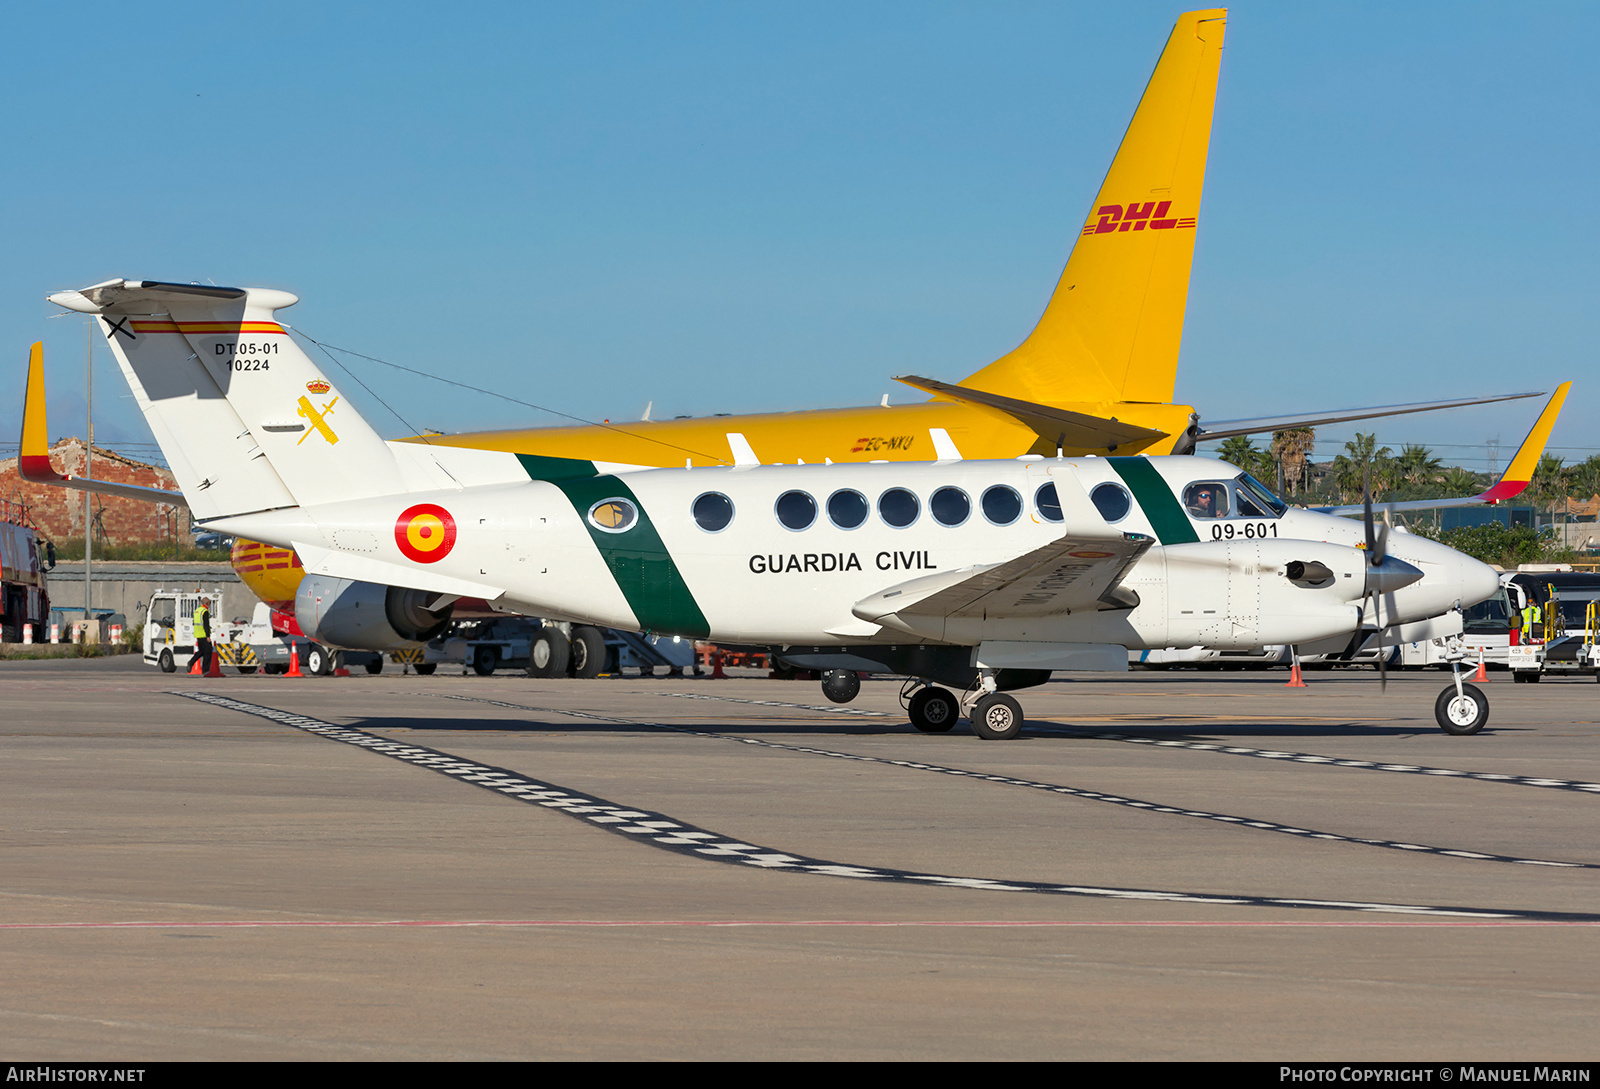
<box><xmin>1235</xmin><ymin>473</ymin><xmax>1288</xmax><ymax>518</ymax></box>
<box><xmin>1183</xmin><ymin>482</ymin><xmax>1228</xmax><ymax>519</ymax></box>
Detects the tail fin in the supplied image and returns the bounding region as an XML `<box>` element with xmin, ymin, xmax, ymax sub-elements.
<box><xmin>961</xmin><ymin>8</ymin><xmax>1226</xmax><ymax>406</ymax></box>
<box><xmin>47</xmin><ymin>280</ymin><xmax>410</xmax><ymax>521</ymax></box>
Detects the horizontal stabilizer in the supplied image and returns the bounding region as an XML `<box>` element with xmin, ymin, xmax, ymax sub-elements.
<box><xmin>894</xmin><ymin>375</ymin><xmax>1167</xmax><ymax>452</ymax></box>
<box><xmin>18</xmin><ymin>341</ymin><xmax>189</xmax><ymax>507</ymax></box>
<box><xmin>1199</xmin><ymin>390</ymin><xmax>1544</xmax><ymax>442</ymax></box>
<box><xmin>1316</xmin><ymin>382</ymin><xmax>1571</xmax><ymax>516</ymax></box>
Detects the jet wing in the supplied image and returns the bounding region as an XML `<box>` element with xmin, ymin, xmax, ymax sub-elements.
<box><xmin>1315</xmin><ymin>382</ymin><xmax>1570</xmax><ymax>516</ymax></box>
<box><xmin>1197</xmin><ymin>390</ymin><xmax>1544</xmax><ymax>442</ymax></box>
<box><xmin>853</xmin><ymin>532</ymin><xmax>1155</xmax><ymax>633</ymax></box>
<box><xmin>893</xmin><ymin>375</ymin><xmax>1168</xmax><ymax>451</ymax></box>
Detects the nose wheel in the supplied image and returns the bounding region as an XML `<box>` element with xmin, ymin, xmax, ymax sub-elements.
<box><xmin>1435</xmin><ymin>681</ymin><xmax>1488</xmax><ymax>735</ymax></box>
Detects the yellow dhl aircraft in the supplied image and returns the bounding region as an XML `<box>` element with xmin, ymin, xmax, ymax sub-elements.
<box><xmin>26</xmin><ymin>9</ymin><xmax>1542</xmax><ymax>614</ymax></box>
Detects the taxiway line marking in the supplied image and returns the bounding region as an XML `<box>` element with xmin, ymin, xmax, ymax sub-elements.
<box><xmin>437</xmin><ymin>693</ymin><xmax>1600</xmax><ymax>880</ymax></box>
<box><xmin>664</xmin><ymin>691</ymin><xmax>1600</xmax><ymax>796</ymax></box>
<box><xmin>5</xmin><ymin>919</ymin><xmax>1598</xmax><ymax>930</ymax></box>
<box><xmin>179</xmin><ymin>691</ymin><xmax>1591</xmax><ymax>922</ymax></box>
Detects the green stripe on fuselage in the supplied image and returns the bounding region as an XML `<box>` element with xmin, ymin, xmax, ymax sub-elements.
<box><xmin>545</xmin><ymin>474</ymin><xmax>711</xmax><ymax>638</ymax></box>
<box><xmin>1107</xmin><ymin>457</ymin><xmax>1199</xmax><ymax>545</ymax></box>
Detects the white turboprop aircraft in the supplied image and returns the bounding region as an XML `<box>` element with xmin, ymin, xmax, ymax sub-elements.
<box><xmin>46</xmin><ymin>280</ymin><xmax>1503</xmax><ymax>736</ymax></box>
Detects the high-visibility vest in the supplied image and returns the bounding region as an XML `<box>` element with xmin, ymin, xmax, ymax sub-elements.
<box><xmin>1521</xmin><ymin>603</ymin><xmax>1542</xmax><ymax>636</ymax></box>
<box><xmin>193</xmin><ymin>606</ymin><xmax>210</xmax><ymax>640</ymax></box>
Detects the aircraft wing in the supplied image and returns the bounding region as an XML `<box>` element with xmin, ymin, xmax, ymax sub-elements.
<box><xmin>17</xmin><ymin>341</ymin><xmax>190</xmax><ymax>507</ymax></box>
<box><xmin>893</xmin><ymin>375</ymin><xmax>1168</xmax><ymax>451</ymax></box>
<box><xmin>1315</xmin><ymin>382</ymin><xmax>1570</xmax><ymax>516</ymax></box>
<box><xmin>1197</xmin><ymin>390</ymin><xmax>1544</xmax><ymax>442</ymax></box>
<box><xmin>853</xmin><ymin>531</ymin><xmax>1155</xmax><ymax>632</ymax></box>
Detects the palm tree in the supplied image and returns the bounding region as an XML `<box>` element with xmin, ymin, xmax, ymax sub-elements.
<box><xmin>1331</xmin><ymin>432</ymin><xmax>1394</xmax><ymax>503</ymax></box>
<box><xmin>1216</xmin><ymin>436</ymin><xmax>1273</xmax><ymax>481</ymax></box>
<box><xmin>1393</xmin><ymin>444</ymin><xmax>1443</xmax><ymax>496</ymax></box>
<box><xmin>1271</xmin><ymin>428</ymin><xmax>1316</xmax><ymax>497</ymax></box>
<box><xmin>1530</xmin><ymin>454</ymin><xmax>1570</xmax><ymax>519</ymax></box>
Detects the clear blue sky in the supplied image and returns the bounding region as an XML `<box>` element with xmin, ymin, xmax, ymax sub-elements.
<box><xmin>3</xmin><ymin>2</ymin><xmax>1594</xmax><ymax>474</ymax></box>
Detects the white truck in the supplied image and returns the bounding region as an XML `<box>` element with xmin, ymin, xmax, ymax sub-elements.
<box><xmin>144</xmin><ymin>590</ymin><xmax>318</xmax><ymax>674</ymax></box>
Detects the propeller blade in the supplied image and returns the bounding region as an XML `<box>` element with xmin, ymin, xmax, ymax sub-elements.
<box><xmin>1362</xmin><ymin>470</ymin><xmax>1378</xmax><ymax>563</ymax></box>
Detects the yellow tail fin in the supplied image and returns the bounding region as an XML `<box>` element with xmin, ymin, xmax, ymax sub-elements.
<box><xmin>962</xmin><ymin>8</ymin><xmax>1226</xmax><ymax>406</ymax></box>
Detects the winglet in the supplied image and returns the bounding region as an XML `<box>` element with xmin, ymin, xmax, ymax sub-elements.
<box><xmin>17</xmin><ymin>340</ymin><xmax>190</xmax><ymax>507</ymax></box>
<box><xmin>20</xmin><ymin>342</ymin><xmax>69</xmax><ymax>484</ymax></box>
<box><xmin>1314</xmin><ymin>382</ymin><xmax>1573</xmax><ymax>517</ymax></box>
<box><xmin>1480</xmin><ymin>381</ymin><xmax>1571</xmax><ymax>503</ymax></box>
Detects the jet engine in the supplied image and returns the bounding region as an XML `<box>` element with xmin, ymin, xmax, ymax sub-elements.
<box><xmin>294</xmin><ymin>575</ymin><xmax>453</xmax><ymax>651</ymax></box>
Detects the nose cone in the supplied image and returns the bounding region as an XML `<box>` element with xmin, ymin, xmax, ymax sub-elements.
<box><xmin>1458</xmin><ymin>553</ymin><xmax>1502</xmax><ymax>609</ymax></box>
<box><xmin>1385</xmin><ymin>536</ymin><xmax>1503</xmax><ymax>625</ymax></box>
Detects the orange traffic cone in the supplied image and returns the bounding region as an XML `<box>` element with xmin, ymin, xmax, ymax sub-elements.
<box><xmin>206</xmin><ymin>650</ymin><xmax>224</xmax><ymax>678</ymax></box>
<box><xmin>710</xmin><ymin>648</ymin><xmax>728</xmax><ymax>680</ymax></box>
<box><xmin>285</xmin><ymin>644</ymin><xmax>303</xmax><ymax>678</ymax></box>
<box><xmin>188</xmin><ymin>655</ymin><xmax>202</xmax><ymax>675</ymax></box>
<box><xmin>1474</xmin><ymin>646</ymin><xmax>1489</xmax><ymax>683</ymax></box>
<box><xmin>1284</xmin><ymin>652</ymin><xmax>1307</xmax><ymax>688</ymax></box>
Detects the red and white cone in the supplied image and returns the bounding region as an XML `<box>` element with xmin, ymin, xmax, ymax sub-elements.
<box><xmin>206</xmin><ymin>650</ymin><xmax>224</xmax><ymax>678</ymax></box>
<box><xmin>285</xmin><ymin>645</ymin><xmax>303</xmax><ymax>678</ymax></box>
<box><xmin>1474</xmin><ymin>646</ymin><xmax>1489</xmax><ymax>683</ymax></box>
<box><xmin>710</xmin><ymin>649</ymin><xmax>728</xmax><ymax>680</ymax></box>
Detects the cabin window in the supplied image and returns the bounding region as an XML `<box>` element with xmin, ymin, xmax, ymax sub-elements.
<box><xmin>930</xmin><ymin>487</ymin><xmax>971</xmax><ymax>527</ymax></box>
<box><xmin>587</xmin><ymin>498</ymin><xmax>638</xmax><ymax>534</ymax></box>
<box><xmin>982</xmin><ymin>485</ymin><xmax>1022</xmax><ymax>526</ymax></box>
<box><xmin>1090</xmin><ymin>482</ymin><xmax>1132</xmax><ymax>523</ymax></box>
<box><xmin>692</xmin><ymin>492</ymin><xmax>734</xmax><ymax>533</ymax></box>
<box><xmin>1182</xmin><ymin>482</ymin><xmax>1229</xmax><ymax>519</ymax></box>
<box><xmin>775</xmin><ymin>490</ymin><xmax>817</xmax><ymax>531</ymax></box>
<box><xmin>1035</xmin><ymin>482</ymin><xmax>1063</xmax><ymax>523</ymax></box>
<box><xmin>878</xmin><ymin>488</ymin><xmax>920</xmax><ymax>528</ymax></box>
<box><xmin>827</xmin><ymin>489</ymin><xmax>869</xmax><ymax>529</ymax></box>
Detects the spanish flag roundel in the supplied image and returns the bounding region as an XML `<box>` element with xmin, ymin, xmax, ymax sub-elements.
<box><xmin>395</xmin><ymin>503</ymin><xmax>457</xmax><ymax>564</ymax></box>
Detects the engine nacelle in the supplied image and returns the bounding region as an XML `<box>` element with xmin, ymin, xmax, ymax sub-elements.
<box><xmin>294</xmin><ymin>575</ymin><xmax>453</xmax><ymax>651</ymax></box>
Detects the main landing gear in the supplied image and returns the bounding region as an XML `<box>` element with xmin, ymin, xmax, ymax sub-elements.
<box><xmin>901</xmin><ymin>672</ymin><xmax>1027</xmax><ymax>740</ymax></box>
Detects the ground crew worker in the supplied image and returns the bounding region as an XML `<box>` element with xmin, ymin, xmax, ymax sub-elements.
<box><xmin>1521</xmin><ymin>598</ymin><xmax>1544</xmax><ymax>644</ymax></box>
<box><xmin>190</xmin><ymin>597</ymin><xmax>214</xmax><ymax>674</ymax></box>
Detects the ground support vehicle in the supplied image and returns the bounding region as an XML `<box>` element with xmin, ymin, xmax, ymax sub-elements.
<box><xmin>0</xmin><ymin>511</ymin><xmax>51</xmax><ymax>643</ymax></box>
<box><xmin>388</xmin><ymin>617</ymin><xmax>700</xmax><ymax>679</ymax></box>
<box><xmin>1132</xmin><ymin>645</ymin><xmax>1291</xmax><ymax>670</ymax></box>
<box><xmin>1504</xmin><ymin>572</ymin><xmax>1600</xmax><ymax>682</ymax></box>
<box><xmin>144</xmin><ymin>590</ymin><xmax>324</xmax><ymax>675</ymax></box>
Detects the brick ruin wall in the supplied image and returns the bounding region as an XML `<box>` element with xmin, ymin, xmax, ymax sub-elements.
<box><xmin>0</xmin><ymin>439</ymin><xmax>188</xmax><ymax>545</ymax></box>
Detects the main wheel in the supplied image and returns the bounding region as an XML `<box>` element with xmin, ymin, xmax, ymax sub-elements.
<box><xmin>158</xmin><ymin>648</ymin><xmax>176</xmax><ymax>673</ymax></box>
<box><xmin>908</xmin><ymin>686</ymin><xmax>958</xmax><ymax>733</ymax></box>
<box><xmin>526</xmin><ymin>628</ymin><xmax>570</xmax><ymax>678</ymax></box>
<box><xmin>305</xmin><ymin>644</ymin><xmax>332</xmax><ymax>676</ymax></box>
<box><xmin>473</xmin><ymin>646</ymin><xmax>498</xmax><ymax>676</ymax></box>
<box><xmin>568</xmin><ymin>626</ymin><xmax>606</xmax><ymax>679</ymax></box>
<box><xmin>1435</xmin><ymin>683</ymin><xmax>1488</xmax><ymax>735</ymax></box>
<box><xmin>971</xmin><ymin>692</ymin><xmax>1024</xmax><ymax>741</ymax></box>
<box><xmin>821</xmin><ymin>669</ymin><xmax>861</xmax><ymax>704</ymax></box>
<box><xmin>414</xmin><ymin>663</ymin><xmax>437</xmax><ymax>676</ymax></box>
<box><xmin>365</xmin><ymin>658</ymin><xmax>384</xmax><ymax>675</ymax></box>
